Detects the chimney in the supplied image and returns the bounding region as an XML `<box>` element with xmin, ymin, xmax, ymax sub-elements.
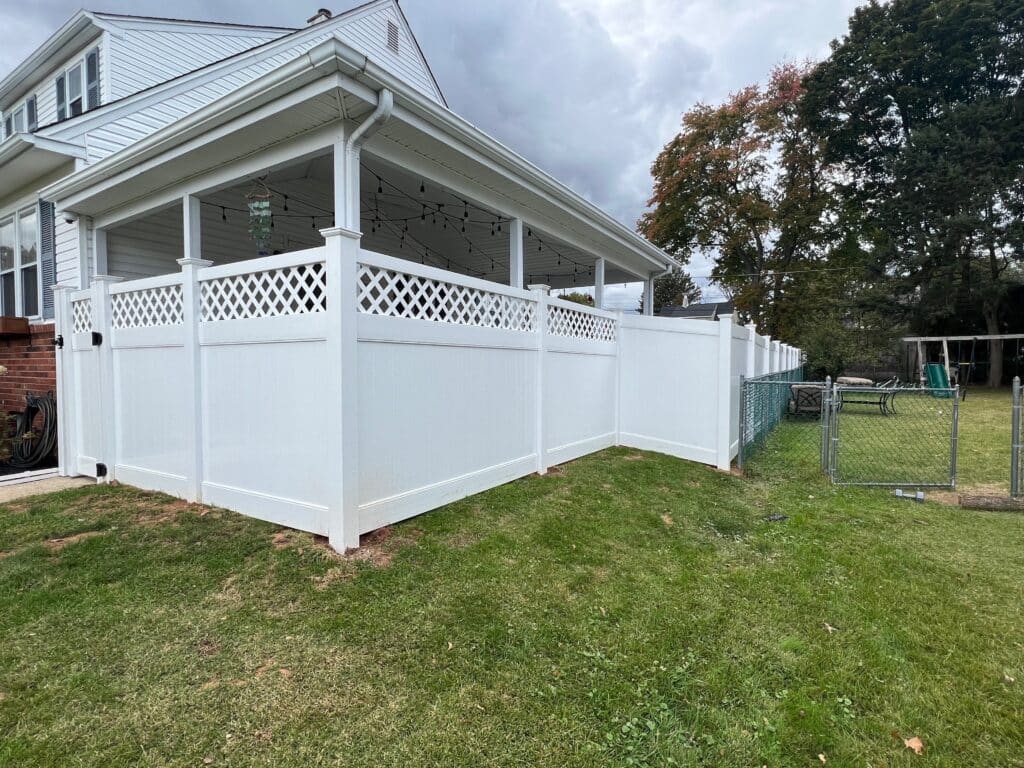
<box><xmin>306</xmin><ymin>8</ymin><xmax>332</xmax><ymax>25</ymax></box>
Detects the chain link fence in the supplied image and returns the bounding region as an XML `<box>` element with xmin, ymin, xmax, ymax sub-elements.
<box><xmin>739</xmin><ymin>376</ymin><xmax>959</xmax><ymax>488</ymax></box>
<box><xmin>738</xmin><ymin>368</ymin><xmax>823</xmax><ymax>479</ymax></box>
<box><xmin>1013</xmin><ymin>377</ymin><xmax>1022</xmax><ymax>498</ymax></box>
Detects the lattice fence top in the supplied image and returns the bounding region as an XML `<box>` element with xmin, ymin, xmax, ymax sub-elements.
<box><xmin>111</xmin><ymin>285</ymin><xmax>184</xmax><ymax>329</ymax></box>
<box><xmin>200</xmin><ymin>261</ymin><xmax>327</xmax><ymax>322</ymax></box>
<box><xmin>71</xmin><ymin>298</ymin><xmax>92</xmax><ymax>334</ymax></box>
<box><xmin>357</xmin><ymin>264</ymin><xmax>538</xmax><ymax>332</ymax></box>
<box><xmin>547</xmin><ymin>303</ymin><xmax>617</xmax><ymax>342</ymax></box>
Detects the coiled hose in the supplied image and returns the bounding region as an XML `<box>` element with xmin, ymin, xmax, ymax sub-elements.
<box><xmin>8</xmin><ymin>392</ymin><xmax>58</xmax><ymax>469</ymax></box>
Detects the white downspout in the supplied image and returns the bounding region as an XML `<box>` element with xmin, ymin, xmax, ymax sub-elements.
<box><xmin>342</xmin><ymin>89</ymin><xmax>393</xmax><ymax>230</ymax></box>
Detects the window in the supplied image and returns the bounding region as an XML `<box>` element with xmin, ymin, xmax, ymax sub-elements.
<box><xmin>19</xmin><ymin>210</ymin><xmax>38</xmax><ymax>317</ymax></box>
<box><xmin>0</xmin><ymin>219</ymin><xmax>14</xmax><ymax>317</ymax></box>
<box><xmin>56</xmin><ymin>48</ymin><xmax>99</xmax><ymax>122</ymax></box>
<box><xmin>67</xmin><ymin>63</ymin><xmax>83</xmax><ymax>117</ymax></box>
<box><xmin>26</xmin><ymin>96</ymin><xmax>36</xmax><ymax>131</ymax></box>
<box><xmin>0</xmin><ymin>208</ymin><xmax>43</xmax><ymax>318</ymax></box>
<box><xmin>2</xmin><ymin>95</ymin><xmax>36</xmax><ymax>138</ymax></box>
<box><xmin>12</xmin><ymin>107</ymin><xmax>24</xmax><ymax>133</ymax></box>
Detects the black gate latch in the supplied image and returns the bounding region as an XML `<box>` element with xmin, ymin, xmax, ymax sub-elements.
<box><xmin>96</xmin><ymin>462</ymin><xmax>107</xmax><ymax>478</ymax></box>
<box><xmin>91</xmin><ymin>331</ymin><xmax>103</xmax><ymax>347</ymax></box>
<box><xmin>53</xmin><ymin>335</ymin><xmax>64</xmax><ymax>349</ymax></box>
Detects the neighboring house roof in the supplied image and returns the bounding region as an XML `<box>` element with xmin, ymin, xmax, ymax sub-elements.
<box><xmin>658</xmin><ymin>301</ymin><xmax>735</xmax><ymax>320</ymax></box>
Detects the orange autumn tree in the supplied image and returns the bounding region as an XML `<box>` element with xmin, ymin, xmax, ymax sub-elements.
<box><xmin>639</xmin><ymin>64</ymin><xmax>836</xmax><ymax>338</ymax></box>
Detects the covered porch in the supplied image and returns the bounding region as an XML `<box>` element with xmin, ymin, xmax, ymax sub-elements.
<box><xmin>46</xmin><ymin>37</ymin><xmax>668</xmax><ymax>310</ymax></box>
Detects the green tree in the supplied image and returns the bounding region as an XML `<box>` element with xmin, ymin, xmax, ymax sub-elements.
<box><xmin>559</xmin><ymin>291</ymin><xmax>594</xmax><ymax>307</ymax></box>
<box><xmin>637</xmin><ymin>265</ymin><xmax>701</xmax><ymax>314</ymax></box>
<box><xmin>639</xmin><ymin>64</ymin><xmax>835</xmax><ymax>337</ymax></box>
<box><xmin>802</xmin><ymin>0</ymin><xmax>1024</xmax><ymax>385</ymax></box>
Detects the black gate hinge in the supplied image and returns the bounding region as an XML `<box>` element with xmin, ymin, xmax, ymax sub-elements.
<box><xmin>53</xmin><ymin>335</ymin><xmax>64</xmax><ymax>349</ymax></box>
<box><xmin>91</xmin><ymin>331</ymin><xmax>103</xmax><ymax>347</ymax></box>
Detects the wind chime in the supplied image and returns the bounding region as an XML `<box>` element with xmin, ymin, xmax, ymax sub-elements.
<box><xmin>246</xmin><ymin>178</ymin><xmax>273</xmax><ymax>256</ymax></box>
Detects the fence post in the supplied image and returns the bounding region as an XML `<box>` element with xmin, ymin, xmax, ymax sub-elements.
<box><xmin>323</xmin><ymin>227</ymin><xmax>362</xmax><ymax>552</ymax></box>
<box><xmin>530</xmin><ymin>284</ymin><xmax>551</xmax><ymax>475</ymax></box>
<box><xmin>829</xmin><ymin>382</ymin><xmax>840</xmax><ymax>480</ymax></box>
<box><xmin>51</xmin><ymin>284</ymin><xmax>72</xmax><ymax>477</ymax></box>
<box><xmin>763</xmin><ymin>336</ymin><xmax>772</xmax><ymax>374</ymax></box>
<box><xmin>820</xmin><ymin>375</ymin><xmax>832</xmax><ymax>474</ymax></box>
<box><xmin>950</xmin><ymin>385</ymin><xmax>960</xmax><ymax>489</ymax></box>
<box><xmin>91</xmin><ymin>274</ymin><xmax>121</xmax><ymax>483</ymax></box>
<box><xmin>716</xmin><ymin>313</ymin><xmax>734</xmax><ymax>471</ymax></box>
<box><xmin>746</xmin><ymin>323</ymin><xmax>757</xmax><ymax>379</ymax></box>
<box><xmin>737</xmin><ymin>373</ymin><xmax>746</xmax><ymax>473</ymax></box>
<box><xmin>177</xmin><ymin>257</ymin><xmax>212</xmax><ymax>503</ymax></box>
<box><xmin>1012</xmin><ymin>376</ymin><xmax>1021</xmax><ymax>497</ymax></box>
<box><xmin>614</xmin><ymin>310</ymin><xmax>623</xmax><ymax>447</ymax></box>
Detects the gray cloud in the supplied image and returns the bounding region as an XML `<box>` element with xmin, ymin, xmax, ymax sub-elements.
<box><xmin>0</xmin><ymin>0</ymin><xmax>860</xmax><ymax>300</ymax></box>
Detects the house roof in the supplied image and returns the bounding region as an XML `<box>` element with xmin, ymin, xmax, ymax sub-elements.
<box><xmin>658</xmin><ymin>301</ymin><xmax>735</xmax><ymax>320</ymax></box>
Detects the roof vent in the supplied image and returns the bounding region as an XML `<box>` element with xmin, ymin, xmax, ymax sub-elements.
<box><xmin>387</xmin><ymin>20</ymin><xmax>400</xmax><ymax>53</ymax></box>
<box><xmin>306</xmin><ymin>8</ymin><xmax>333</xmax><ymax>25</ymax></box>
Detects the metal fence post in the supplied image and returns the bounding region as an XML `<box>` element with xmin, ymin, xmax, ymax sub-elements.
<box><xmin>950</xmin><ymin>385</ymin><xmax>960</xmax><ymax>488</ymax></box>
<box><xmin>1011</xmin><ymin>376</ymin><xmax>1021</xmax><ymax>497</ymax></box>
<box><xmin>829</xmin><ymin>383</ymin><xmax>840</xmax><ymax>482</ymax></box>
<box><xmin>820</xmin><ymin>375</ymin><xmax>832</xmax><ymax>474</ymax></box>
<box><xmin>737</xmin><ymin>374</ymin><xmax>746</xmax><ymax>473</ymax></box>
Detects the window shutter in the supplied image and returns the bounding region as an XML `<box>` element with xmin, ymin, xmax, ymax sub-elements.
<box><xmin>39</xmin><ymin>201</ymin><xmax>56</xmax><ymax>320</ymax></box>
<box><xmin>26</xmin><ymin>97</ymin><xmax>37</xmax><ymax>132</ymax></box>
<box><xmin>86</xmin><ymin>49</ymin><xmax>100</xmax><ymax>110</ymax></box>
<box><xmin>56</xmin><ymin>74</ymin><xmax>67</xmax><ymax>121</ymax></box>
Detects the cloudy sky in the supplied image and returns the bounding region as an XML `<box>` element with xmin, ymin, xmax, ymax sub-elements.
<box><xmin>0</xmin><ymin>0</ymin><xmax>860</xmax><ymax>307</ymax></box>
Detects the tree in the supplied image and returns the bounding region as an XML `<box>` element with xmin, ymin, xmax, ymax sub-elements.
<box><xmin>639</xmin><ymin>64</ymin><xmax>836</xmax><ymax>337</ymax></box>
<box><xmin>802</xmin><ymin>0</ymin><xmax>1024</xmax><ymax>385</ymax></box>
<box><xmin>559</xmin><ymin>291</ymin><xmax>594</xmax><ymax>306</ymax></box>
<box><xmin>637</xmin><ymin>265</ymin><xmax>701</xmax><ymax>314</ymax></box>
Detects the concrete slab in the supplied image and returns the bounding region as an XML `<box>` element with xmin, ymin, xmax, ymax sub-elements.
<box><xmin>0</xmin><ymin>476</ymin><xmax>94</xmax><ymax>504</ymax></box>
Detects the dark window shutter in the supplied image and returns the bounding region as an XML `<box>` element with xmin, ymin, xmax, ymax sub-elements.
<box><xmin>56</xmin><ymin>74</ymin><xmax>67</xmax><ymax>121</ymax></box>
<box><xmin>86</xmin><ymin>49</ymin><xmax>100</xmax><ymax>110</ymax></box>
<box><xmin>39</xmin><ymin>201</ymin><xmax>56</xmax><ymax>320</ymax></box>
<box><xmin>26</xmin><ymin>96</ymin><xmax>37</xmax><ymax>131</ymax></box>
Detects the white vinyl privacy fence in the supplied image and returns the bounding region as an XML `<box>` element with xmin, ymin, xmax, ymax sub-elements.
<box><xmin>54</xmin><ymin>230</ymin><xmax>799</xmax><ymax>550</ymax></box>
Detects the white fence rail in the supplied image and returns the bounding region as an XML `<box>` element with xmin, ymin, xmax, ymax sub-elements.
<box><xmin>54</xmin><ymin>233</ymin><xmax>800</xmax><ymax>550</ymax></box>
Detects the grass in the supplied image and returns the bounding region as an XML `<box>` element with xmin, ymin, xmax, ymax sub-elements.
<box><xmin>0</xmin><ymin>396</ymin><xmax>1022</xmax><ymax>766</ymax></box>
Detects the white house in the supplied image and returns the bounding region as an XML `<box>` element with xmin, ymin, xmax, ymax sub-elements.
<box><xmin>0</xmin><ymin>1</ymin><xmax>801</xmax><ymax>549</ymax></box>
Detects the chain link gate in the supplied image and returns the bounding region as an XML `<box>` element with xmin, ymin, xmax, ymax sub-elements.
<box><xmin>740</xmin><ymin>376</ymin><xmax>959</xmax><ymax>488</ymax></box>
<box><xmin>827</xmin><ymin>385</ymin><xmax>959</xmax><ymax>488</ymax></box>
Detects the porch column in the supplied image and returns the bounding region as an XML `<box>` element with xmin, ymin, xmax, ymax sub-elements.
<box><xmin>593</xmin><ymin>257</ymin><xmax>606</xmax><ymax>309</ymax></box>
<box><xmin>93</xmin><ymin>228</ymin><xmax>108</xmax><ymax>275</ymax></box>
<box><xmin>183</xmin><ymin>194</ymin><xmax>202</xmax><ymax>261</ymax></box>
<box><xmin>642</xmin><ymin>275</ymin><xmax>654</xmax><ymax>316</ymax></box>
<box><xmin>509</xmin><ymin>218</ymin><xmax>524</xmax><ymax>289</ymax></box>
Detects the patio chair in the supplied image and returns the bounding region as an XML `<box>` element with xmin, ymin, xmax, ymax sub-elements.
<box><xmin>789</xmin><ymin>384</ymin><xmax>824</xmax><ymax>417</ymax></box>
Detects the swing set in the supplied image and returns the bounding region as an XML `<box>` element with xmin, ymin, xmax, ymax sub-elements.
<box><xmin>903</xmin><ymin>334</ymin><xmax>1024</xmax><ymax>388</ymax></box>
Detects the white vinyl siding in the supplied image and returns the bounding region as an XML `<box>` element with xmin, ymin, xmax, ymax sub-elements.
<box><xmin>105</xmin><ymin>27</ymin><xmax>286</xmax><ymax>101</ymax></box>
<box><xmin>55</xmin><ymin>216</ymin><xmax>93</xmax><ymax>288</ymax></box>
<box><xmin>335</xmin><ymin>5</ymin><xmax>442</xmax><ymax>104</ymax></box>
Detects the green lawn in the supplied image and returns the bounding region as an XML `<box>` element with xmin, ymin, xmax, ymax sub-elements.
<box><xmin>1</xmin><ymin>442</ymin><xmax>1022</xmax><ymax>766</ymax></box>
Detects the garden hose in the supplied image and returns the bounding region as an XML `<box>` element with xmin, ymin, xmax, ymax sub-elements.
<box><xmin>8</xmin><ymin>392</ymin><xmax>58</xmax><ymax>469</ymax></box>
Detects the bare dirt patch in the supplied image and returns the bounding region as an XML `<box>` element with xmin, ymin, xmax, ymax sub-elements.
<box><xmin>928</xmin><ymin>483</ymin><xmax>1010</xmax><ymax>507</ymax></box>
<box><xmin>624</xmin><ymin>453</ymin><xmax>645</xmax><ymax>461</ymax></box>
<box><xmin>306</xmin><ymin>526</ymin><xmax>423</xmax><ymax>589</ymax></box>
<box><xmin>44</xmin><ymin>530</ymin><xmax>104</xmax><ymax>551</ymax></box>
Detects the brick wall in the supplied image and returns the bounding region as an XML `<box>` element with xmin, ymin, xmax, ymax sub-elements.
<box><xmin>0</xmin><ymin>323</ymin><xmax>57</xmax><ymax>413</ymax></box>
